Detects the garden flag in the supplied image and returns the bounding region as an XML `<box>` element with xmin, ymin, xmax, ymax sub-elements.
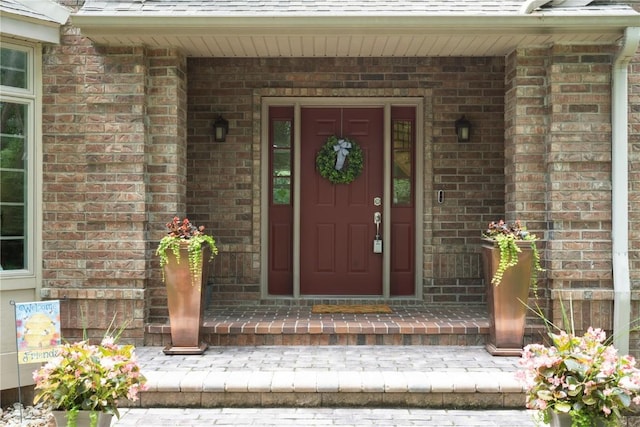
<box><xmin>15</xmin><ymin>300</ymin><xmax>61</xmax><ymax>364</ymax></box>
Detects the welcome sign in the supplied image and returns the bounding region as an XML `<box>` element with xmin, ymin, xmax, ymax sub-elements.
<box><xmin>15</xmin><ymin>300</ymin><xmax>61</xmax><ymax>364</ymax></box>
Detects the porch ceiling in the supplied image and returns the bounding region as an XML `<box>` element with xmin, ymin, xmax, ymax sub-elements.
<box><xmin>68</xmin><ymin>18</ymin><xmax>633</xmax><ymax>57</ymax></box>
<box><xmin>71</xmin><ymin>2</ymin><xmax>640</xmax><ymax>58</ymax></box>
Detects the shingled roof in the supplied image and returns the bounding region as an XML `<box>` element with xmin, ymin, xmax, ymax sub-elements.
<box><xmin>72</xmin><ymin>0</ymin><xmax>640</xmax><ymax>57</ymax></box>
<box><xmin>75</xmin><ymin>0</ymin><xmax>637</xmax><ymax>16</ymax></box>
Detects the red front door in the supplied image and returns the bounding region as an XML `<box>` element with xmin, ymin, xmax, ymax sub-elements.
<box><xmin>300</xmin><ymin>107</ymin><xmax>384</xmax><ymax>295</ymax></box>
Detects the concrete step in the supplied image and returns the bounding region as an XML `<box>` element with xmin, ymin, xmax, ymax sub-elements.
<box><xmin>128</xmin><ymin>345</ymin><xmax>526</xmax><ymax>409</ymax></box>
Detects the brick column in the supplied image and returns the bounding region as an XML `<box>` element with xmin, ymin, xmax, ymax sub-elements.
<box><xmin>545</xmin><ymin>45</ymin><xmax>617</xmax><ymax>333</ymax></box>
<box><xmin>145</xmin><ymin>48</ymin><xmax>188</xmax><ymax>323</ymax></box>
<box><xmin>504</xmin><ymin>47</ymin><xmax>548</xmax><ymax>231</ymax></box>
<box><xmin>42</xmin><ymin>27</ymin><xmax>148</xmax><ymax>343</ymax></box>
<box><xmin>626</xmin><ymin>52</ymin><xmax>640</xmax><ymax>357</ymax></box>
<box><xmin>503</xmin><ymin>47</ymin><xmax>550</xmax><ymax>312</ymax></box>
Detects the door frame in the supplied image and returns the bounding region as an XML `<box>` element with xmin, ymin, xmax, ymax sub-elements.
<box><xmin>260</xmin><ymin>97</ymin><xmax>424</xmax><ymax>300</ymax></box>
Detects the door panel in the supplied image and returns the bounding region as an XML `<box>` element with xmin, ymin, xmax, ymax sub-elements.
<box><xmin>316</xmin><ymin>223</ymin><xmax>335</xmax><ymax>272</ymax></box>
<box><xmin>300</xmin><ymin>107</ymin><xmax>383</xmax><ymax>295</ymax></box>
<box><xmin>349</xmin><ymin>224</ymin><xmax>369</xmax><ymax>272</ymax></box>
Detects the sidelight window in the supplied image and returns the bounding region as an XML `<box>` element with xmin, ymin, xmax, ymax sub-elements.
<box><xmin>271</xmin><ymin>120</ymin><xmax>292</xmax><ymax>205</ymax></box>
<box><xmin>392</xmin><ymin>119</ymin><xmax>414</xmax><ymax>206</ymax></box>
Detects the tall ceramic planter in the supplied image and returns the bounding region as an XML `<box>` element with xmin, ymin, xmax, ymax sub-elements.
<box><xmin>549</xmin><ymin>412</ymin><xmax>572</xmax><ymax>427</ymax></box>
<box><xmin>51</xmin><ymin>411</ymin><xmax>113</xmax><ymax>427</ymax></box>
<box><xmin>548</xmin><ymin>411</ymin><xmax>608</xmax><ymax>427</ymax></box>
<box><xmin>481</xmin><ymin>238</ymin><xmax>533</xmax><ymax>356</ymax></box>
<box><xmin>162</xmin><ymin>242</ymin><xmax>210</xmax><ymax>355</ymax></box>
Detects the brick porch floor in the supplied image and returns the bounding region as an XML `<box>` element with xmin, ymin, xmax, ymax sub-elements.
<box><xmin>144</xmin><ymin>304</ymin><xmax>544</xmax><ymax>347</ymax></box>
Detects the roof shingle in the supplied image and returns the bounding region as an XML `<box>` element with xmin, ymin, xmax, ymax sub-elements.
<box><xmin>75</xmin><ymin>0</ymin><xmax>637</xmax><ymax>17</ymax></box>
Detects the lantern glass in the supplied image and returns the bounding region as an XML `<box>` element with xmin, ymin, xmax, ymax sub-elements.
<box><xmin>213</xmin><ymin>115</ymin><xmax>229</xmax><ymax>142</ymax></box>
<box><xmin>455</xmin><ymin>116</ymin><xmax>471</xmax><ymax>143</ymax></box>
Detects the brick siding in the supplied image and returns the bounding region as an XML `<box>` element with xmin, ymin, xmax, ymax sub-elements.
<box><xmin>187</xmin><ymin>57</ymin><xmax>506</xmax><ymax>305</ymax></box>
<box><xmin>39</xmin><ymin>19</ymin><xmax>640</xmax><ymax>354</ymax></box>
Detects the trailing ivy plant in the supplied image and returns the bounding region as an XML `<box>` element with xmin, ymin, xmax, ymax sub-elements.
<box><xmin>483</xmin><ymin>219</ymin><xmax>543</xmax><ymax>296</ymax></box>
<box><xmin>156</xmin><ymin>216</ymin><xmax>218</xmax><ymax>289</ymax></box>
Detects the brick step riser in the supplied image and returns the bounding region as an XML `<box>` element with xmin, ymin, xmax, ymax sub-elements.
<box><xmin>144</xmin><ymin>332</ymin><xmax>489</xmax><ymax>346</ymax></box>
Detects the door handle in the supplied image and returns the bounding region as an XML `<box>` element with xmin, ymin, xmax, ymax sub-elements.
<box><xmin>374</xmin><ymin>212</ymin><xmax>381</xmax><ymax>237</ymax></box>
<box><xmin>373</xmin><ymin>212</ymin><xmax>382</xmax><ymax>253</ymax></box>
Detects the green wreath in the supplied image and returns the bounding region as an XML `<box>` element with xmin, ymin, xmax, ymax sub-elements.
<box><xmin>315</xmin><ymin>135</ymin><xmax>364</xmax><ymax>184</ymax></box>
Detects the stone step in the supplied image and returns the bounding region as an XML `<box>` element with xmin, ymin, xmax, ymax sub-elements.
<box><xmin>127</xmin><ymin>346</ymin><xmax>527</xmax><ymax>410</ymax></box>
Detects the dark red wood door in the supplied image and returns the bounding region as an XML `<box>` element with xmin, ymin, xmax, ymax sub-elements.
<box><xmin>300</xmin><ymin>107</ymin><xmax>384</xmax><ymax>295</ymax></box>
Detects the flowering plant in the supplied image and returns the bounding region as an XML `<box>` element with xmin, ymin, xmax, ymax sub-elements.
<box><xmin>482</xmin><ymin>219</ymin><xmax>543</xmax><ymax>292</ymax></box>
<box><xmin>32</xmin><ymin>326</ymin><xmax>147</xmax><ymax>424</ymax></box>
<box><xmin>517</xmin><ymin>322</ymin><xmax>640</xmax><ymax>427</ymax></box>
<box><xmin>155</xmin><ymin>216</ymin><xmax>218</xmax><ymax>288</ymax></box>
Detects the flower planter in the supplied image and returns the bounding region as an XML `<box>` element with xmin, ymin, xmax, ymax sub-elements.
<box><xmin>51</xmin><ymin>411</ymin><xmax>113</xmax><ymax>427</ymax></box>
<box><xmin>162</xmin><ymin>242</ymin><xmax>210</xmax><ymax>355</ymax></box>
<box><xmin>481</xmin><ymin>238</ymin><xmax>533</xmax><ymax>356</ymax></box>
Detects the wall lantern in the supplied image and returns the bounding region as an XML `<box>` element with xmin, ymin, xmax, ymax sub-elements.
<box><xmin>455</xmin><ymin>115</ymin><xmax>471</xmax><ymax>143</ymax></box>
<box><xmin>212</xmin><ymin>115</ymin><xmax>229</xmax><ymax>142</ymax></box>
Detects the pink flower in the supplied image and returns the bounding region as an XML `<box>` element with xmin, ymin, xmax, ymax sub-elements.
<box><xmin>535</xmin><ymin>399</ymin><xmax>548</xmax><ymax>410</ymax></box>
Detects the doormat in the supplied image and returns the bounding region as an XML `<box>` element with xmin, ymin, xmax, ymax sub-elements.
<box><xmin>311</xmin><ymin>304</ymin><xmax>393</xmax><ymax>314</ymax></box>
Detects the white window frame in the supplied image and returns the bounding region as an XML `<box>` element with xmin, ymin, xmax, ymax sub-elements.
<box><xmin>0</xmin><ymin>39</ymin><xmax>42</xmax><ymax>291</ymax></box>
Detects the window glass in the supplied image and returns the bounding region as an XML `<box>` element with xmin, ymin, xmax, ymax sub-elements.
<box><xmin>272</xmin><ymin>120</ymin><xmax>292</xmax><ymax>205</ymax></box>
<box><xmin>0</xmin><ymin>101</ymin><xmax>27</xmax><ymax>270</ymax></box>
<box><xmin>0</xmin><ymin>47</ymin><xmax>28</xmax><ymax>89</ymax></box>
<box><xmin>392</xmin><ymin>120</ymin><xmax>413</xmax><ymax>205</ymax></box>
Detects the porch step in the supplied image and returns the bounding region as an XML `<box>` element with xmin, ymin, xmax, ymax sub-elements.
<box><xmin>144</xmin><ymin>305</ymin><xmax>499</xmax><ymax>347</ymax></box>
<box><xmin>130</xmin><ymin>346</ymin><xmax>526</xmax><ymax>409</ymax></box>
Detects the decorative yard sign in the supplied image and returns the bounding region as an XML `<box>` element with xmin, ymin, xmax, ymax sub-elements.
<box><xmin>14</xmin><ymin>300</ymin><xmax>61</xmax><ymax>364</ymax></box>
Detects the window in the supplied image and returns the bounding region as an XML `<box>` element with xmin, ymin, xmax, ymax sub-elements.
<box><xmin>271</xmin><ymin>120</ymin><xmax>292</xmax><ymax>205</ymax></box>
<box><xmin>0</xmin><ymin>42</ymin><xmax>36</xmax><ymax>276</ymax></box>
<box><xmin>0</xmin><ymin>47</ymin><xmax>28</xmax><ymax>89</ymax></box>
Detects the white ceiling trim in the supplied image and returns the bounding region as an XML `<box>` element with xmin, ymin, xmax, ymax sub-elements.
<box><xmin>71</xmin><ymin>14</ymin><xmax>639</xmax><ymax>57</ymax></box>
<box><xmin>1</xmin><ymin>0</ymin><xmax>69</xmax><ymax>43</ymax></box>
<box><xmin>1</xmin><ymin>14</ymin><xmax>61</xmax><ymax>44</ymax></box>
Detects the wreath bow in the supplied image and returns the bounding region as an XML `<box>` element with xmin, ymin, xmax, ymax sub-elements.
<box><xmin>333</xmin><ymin>139</ymin><xmax>351</xmax><ymax>171</ymax></box>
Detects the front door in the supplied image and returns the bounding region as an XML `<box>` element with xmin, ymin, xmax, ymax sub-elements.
<box><xmin>300</xmin><ymin>107</ymin><xmax>384</xmax><ymax>295</ymax></box>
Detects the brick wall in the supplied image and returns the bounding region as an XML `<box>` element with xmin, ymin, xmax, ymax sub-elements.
<box><xmin>40</xmin><ymin>19</ymin><xmax>639</xmax><ymax>345</ymax></box>
<box><xmin>41</xmin><ymin>28</ymin><xmax>188</xmax><ymax>339</ymax></box>
<box><xmin>187</xmin><ymin>57</ymin><xmax>505</xmax><ymax>305</ymax></box>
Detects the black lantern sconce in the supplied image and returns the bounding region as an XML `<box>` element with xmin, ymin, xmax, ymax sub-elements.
<box><xmin>212</xmin><ymin>115</ymin><xmax>229</xmax><ymax>142</ymax></box>
<box><xmin>455</xmin><ymin>115</ymin><xmax>471</xmax><ymax>143</ymax></box>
